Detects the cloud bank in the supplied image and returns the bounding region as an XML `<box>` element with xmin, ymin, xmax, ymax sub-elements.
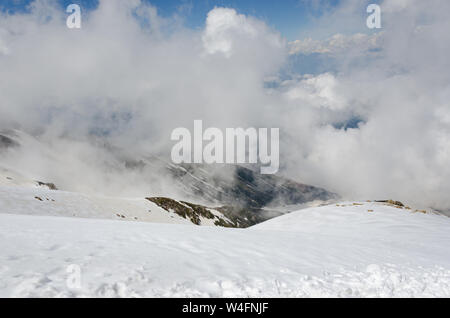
<box><xmin>0</xmin><ymin>0</ymin><xmax>449</xmax><ymax>211</ymax></box>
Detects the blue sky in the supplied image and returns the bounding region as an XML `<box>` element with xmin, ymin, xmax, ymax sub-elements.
<box><xmin>0</xmin><ymin>0</ymin><xmax>343</xmax><ymax>39</ymax></box>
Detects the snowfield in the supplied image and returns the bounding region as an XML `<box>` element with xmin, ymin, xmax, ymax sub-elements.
<box><xmin>0</xmin><ymin>177</ymin><xmax>233</xmax><ymax>227</ymax></box>
<box><xmin>0</xmin><ymin>201</ymin><xmax>449</xmax><ymax>298</ymax></box>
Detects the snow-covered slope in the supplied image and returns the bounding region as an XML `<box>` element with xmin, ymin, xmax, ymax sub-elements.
<box><xmin>0</xmin><ymin>201</ymin><xmax>449</xmax><ymax>297</ymax></box>
<box><xmin>0</xmin><ymin>162</ymin><xmax>242</xmax><ymax>227</ymax></box>
<box><xmin>0</xmin><ymin>182</ymin><xmax>238</xmax><ymax>227</ymax></box>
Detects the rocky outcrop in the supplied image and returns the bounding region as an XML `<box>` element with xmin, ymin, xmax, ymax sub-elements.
<box><xmin>146</xmin><ymin>197</ymin><xmax>270</xmax><ymax>228</ymax></box>
<box><xmin>0</xmin><ymin>134</ymin><xmax>19</xmax><ymax>149</ymax></box>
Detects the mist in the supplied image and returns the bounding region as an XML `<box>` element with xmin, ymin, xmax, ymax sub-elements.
<box><xmin>1</xmin><ymin>0</ymin><xmax>449</xmax><ymax>211</ymax></box>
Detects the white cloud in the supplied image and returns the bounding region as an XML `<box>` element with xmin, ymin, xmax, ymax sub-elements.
<box><xmin>288</xmin><ymin>32</ymin><xmax>383</xmax><ymax>56</ymax></box>
<box><xmin>283</xmin><ymin>73</ymin><xmax>347</xmax><ymax>111</ymax></box>
<box><xmin>202</xmin><ymin>8</ymin><xmax>256</xmax><ymax>57</ymax></box>
<box><xmin>202</xmin><ymin>7</ymin><xmax>286</xmax><ymax>72</ymax></box>
<box><xmin>278</xmin><ymin>0</ymin><xmax>450</xmax><ymax>211</ymax></box>
<box><xmin>0</xmin><ymin>41</ymin><xmax>9</xmax><ymax>55</ymax></box>
<box><xmin>1</xmin><ymin>0</ymin><xmax>450</xmax><ymax>212</ymax></box>
<box><xmin>0</xmin><ymin>1</ymin><xmax>287</xmax><ymax>196</ymax></box>
<box><xmin>383</xmin><ymin>0</ymin><xmax>415</xmax><ymax>13</ymax></box>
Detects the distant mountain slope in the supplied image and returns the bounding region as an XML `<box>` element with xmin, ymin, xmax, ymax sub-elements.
<box><xmin>0</xmin><ymin>129</ymin><xmax>338</xmax><ymax>226</ymax></box>
<box><xmin>166</xmin><ymin>163</ymin><xmax>337</xmax><ymax>209</ymax></box>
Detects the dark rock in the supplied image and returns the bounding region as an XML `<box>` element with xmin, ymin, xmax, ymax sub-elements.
<box><xmin>146</xmin><ymin>196</ymin><xmax>275</xmax><ymax>228</ymax></box>
<box><xmin>0</xmin><ymin>135</ymin><xmax>19</xmax><ymax>149</ymax></box>
<box><xmin>36</xmin><ymin>181</ymin><xmax>58</xmax><ymax>190</ymax></box>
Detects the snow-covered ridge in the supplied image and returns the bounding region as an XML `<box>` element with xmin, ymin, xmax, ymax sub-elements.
<box><xmin>0</xmin><ymin>163</ymin><xmax>313</xmax><ymax>228</ymax></box>
<box><xmin>0</xmin><ymin>164</ymin><xmax>274</xmax><ymax>228</ymax></box>
<box><xmin>0</xmin><ymin>182</ymin><xmax>235</xmax><ymax>227</ymax></box>
<box><xmin>0</xmin><ymin>201</ymin><xmax>449</xmax><ymax>297</ymax></box>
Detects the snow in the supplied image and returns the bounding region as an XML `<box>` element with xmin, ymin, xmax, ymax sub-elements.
<box><xmin>0</xmin><ymin>184</ymin><xmax>195</xmax><ymax>225</ymax></box>
<box><xmin>0</xmin><ymin>201</ymin><xmax>449</xmax><ymax>297</ymax></box>
<box><xmin>0</xmin><ymin>163</ymin><xmax>235</xmax><ymax>227</ymax></box>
